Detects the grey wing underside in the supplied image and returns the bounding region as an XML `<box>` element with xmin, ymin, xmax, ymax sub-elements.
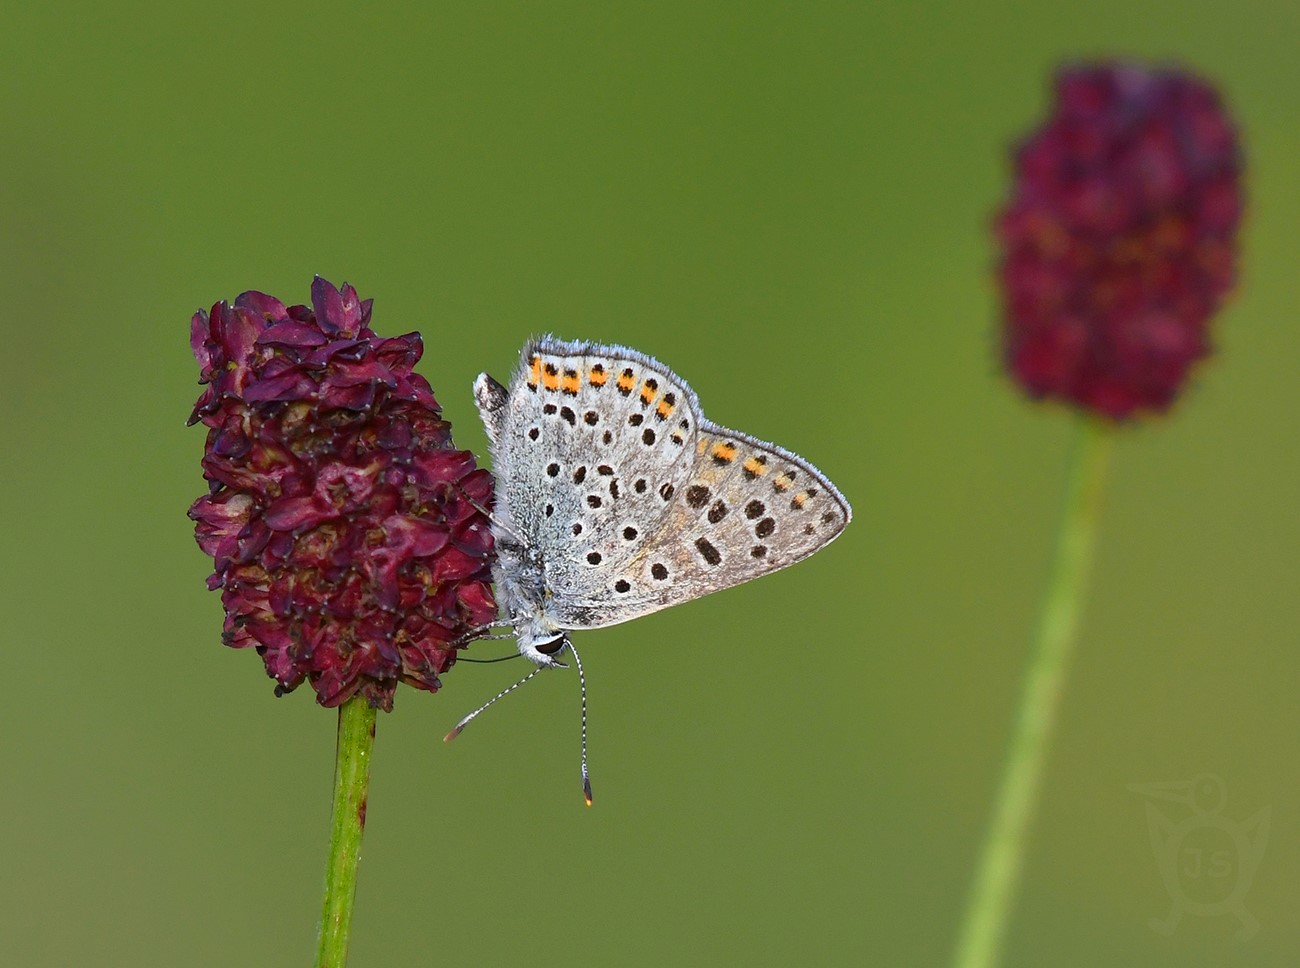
<box><xmin>480</xmin><ymin>337</ymin><xmax>851</xmax><ymax>630</ymax></box>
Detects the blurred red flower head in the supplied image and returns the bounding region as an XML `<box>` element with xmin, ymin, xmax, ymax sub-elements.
<box><xmin>997</xmin><ymin>63</ymin><xmax>1242</xmax><ymax>419</ymax></box>
<box><xmin>188</xmin><ymin>277</ymin><xmax>496</xmax><ymax>710</ymax></box>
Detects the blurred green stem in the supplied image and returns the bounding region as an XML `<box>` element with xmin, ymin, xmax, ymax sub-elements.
<box><xmin>952</xmin><ymin>416</ymin><xmax>1114</xmax><ymax>968</ymax></box>
<box><xmin>315</xmin><ymin>695</ymin><xmax>378</xmax><ymax>968</ymax></box>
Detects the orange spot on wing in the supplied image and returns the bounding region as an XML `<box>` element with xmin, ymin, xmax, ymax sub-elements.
<box><xmin>772</xmin><ymin>473</ymin><xmax>793</xmax><ymax>492</ymax></box>
<box><xmin>710</xmin><ymin>441</ymin><xmax>737</xmax><ymax>464</ymax></box>
<box><xmin>743</xmin><ymin>456</ymin><xmax>768</xmax><ymax>476</ymax></box>
<box><xmin>541</xmin><ymin>361</ymin><xmax>560</xmax><ymax>391</ymax></box>
<box><xmin>791</xmin><ymin>492</ymin><xmax>807</xmax><ymax>508</ymax></box>
<box><xmin>561</xmin><ymin>370</ymin><xmax>581</xmax><ymax>394</ymax></box>
<box><xmin>617</xmin><ymin>369</ymin><xmax>635</xmax><ymax>392</ymax></box>
<box><xmin>639</xmin><ymin>381</ymin><xmax>657</xmax><ymax>405</ymax></box>
<box><xmin>589</xmin><ymin>365</ymin><xmax>607</xmax><ymax>386</ymax></box>
<box><xmin>528</xmin><ymin>355</ymin><xmax>541</xmax><ymax>388</ymax></box>
<box><xmin>656</xmin><ymin>398</ymin><xmax>675</xmax><ymax>419</ymax></box>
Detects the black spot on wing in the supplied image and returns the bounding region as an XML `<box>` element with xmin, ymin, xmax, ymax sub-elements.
<box><xmin>694</xmin><ymin>537</ymin><xmax>722</xmax><ymax>566</ymax></box>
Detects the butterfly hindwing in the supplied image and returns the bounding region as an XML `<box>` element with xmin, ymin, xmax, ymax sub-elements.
<box><xmin>609</xmin><ymin>424</ymin><xmax>852</xmax><ymax>617</ymax></box>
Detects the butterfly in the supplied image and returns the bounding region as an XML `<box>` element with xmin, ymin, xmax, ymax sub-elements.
<box><xmin>447</xmin><ymin>337</ymin><xmax>852</xmax><ymax>802</ymax></box>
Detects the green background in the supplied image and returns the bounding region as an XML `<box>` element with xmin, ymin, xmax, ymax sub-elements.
<box><xmin>2</xmin><ymin>2</ymin><xmax>1296</xmax><ymax>965</ymax></box>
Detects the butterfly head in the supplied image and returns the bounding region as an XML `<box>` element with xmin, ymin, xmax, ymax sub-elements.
<box><xmin>518</xmin><ymin>623</ymin><xmax>571</xmax><ymax>668</ymax></box>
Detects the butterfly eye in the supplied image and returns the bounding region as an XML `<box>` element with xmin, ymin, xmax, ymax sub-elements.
<box><xmin>534</xmin><ymin>636</ymin><xmax>566</xmax><ymax>656</ymax></box>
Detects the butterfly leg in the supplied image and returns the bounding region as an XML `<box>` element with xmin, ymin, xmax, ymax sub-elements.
<box><xmin>453</xmin><ymin>480</ymin><xmax>529</xmax><ymax>547</ymax></box>
<box><xmin>447</xmin><ymin>622</ymin><xmax>516</xmax><ymax>649</ymax></box>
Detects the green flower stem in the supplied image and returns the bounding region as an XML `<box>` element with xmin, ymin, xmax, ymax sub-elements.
<box><xmin>953</xmin><ymin>416</ymin><xmax>1114</xmax><ymax>968</ymax></box>
<box><xmin>315</xmin><ymin>695</ymin><xmax>378</xmax><ymax>968</ymax></box>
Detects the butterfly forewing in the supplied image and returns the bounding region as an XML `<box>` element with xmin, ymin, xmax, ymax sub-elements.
<box><xmin>488</xmin><ymin>339</ymin><xmax>703</xmax><ymax>625</ymax></box>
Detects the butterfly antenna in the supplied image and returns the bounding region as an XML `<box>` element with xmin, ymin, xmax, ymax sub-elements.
<box><xmin>444</xmin><ymin>667</ymin><xmax>543</xmax><ymax>742</ymax></box>
<box><xmin>569</xmin><ymin>641</ymin><xmax>593</xmax><ymax>807</ymax></box>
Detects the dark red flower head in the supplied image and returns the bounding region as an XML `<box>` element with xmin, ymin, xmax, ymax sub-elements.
<box><xmin>997</xmin><ymin>63</ymin><xmax>1242</xmax><ymax>419</ymax></box>
<box><xmin>188</xmin><ymin>277</ymin><xmax>496</xmax><ymax>710</ymax></box>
